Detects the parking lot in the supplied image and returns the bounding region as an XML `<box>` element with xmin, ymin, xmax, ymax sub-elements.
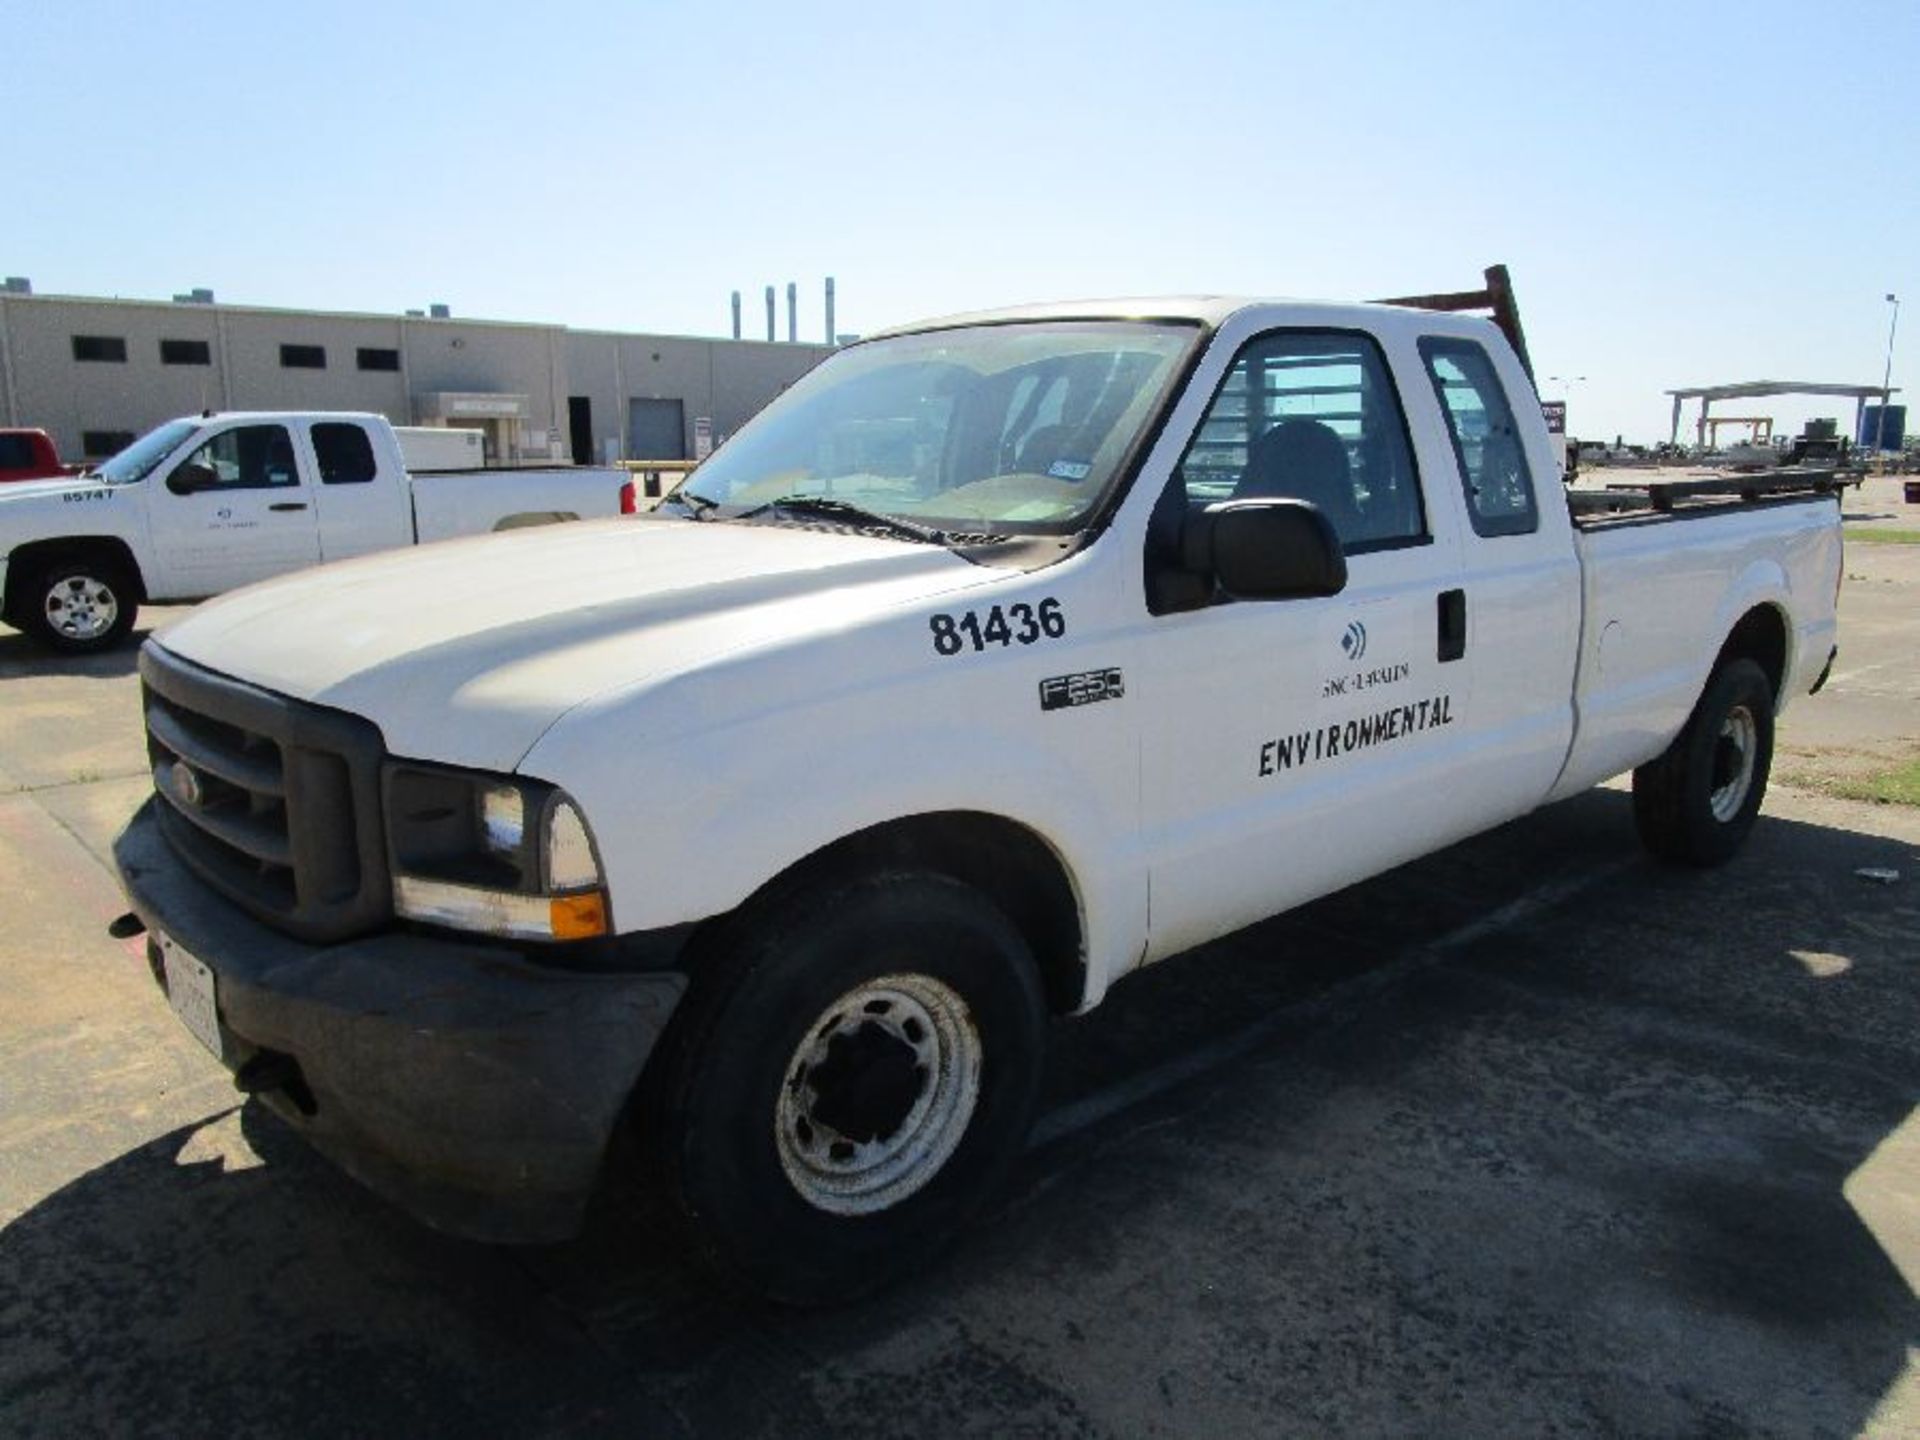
<box><xmin>3</xmin><ymin>483</ymin><xmax>1918</xmax><ymax>1438</ymax></box>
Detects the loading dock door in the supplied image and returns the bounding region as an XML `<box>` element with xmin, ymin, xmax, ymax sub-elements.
<box><xmin>628</xmin><ymin>398</ymin><xmax>686</xmax><ymax>461</ymax></box>
<box><xmin>568</xmin><ymin>397</ymin><xmax>593</xmax><ymax>465</ymax></box>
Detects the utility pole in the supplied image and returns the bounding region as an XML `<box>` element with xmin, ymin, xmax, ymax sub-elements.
<box><xmin>1875</xmin><ymin>292</ymin><xmax>1900</xmax><ymax>466</ymax></box>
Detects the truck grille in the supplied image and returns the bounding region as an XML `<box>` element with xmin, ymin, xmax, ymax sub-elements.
<box><xmin>139</xmin><ymin>645</ymin><xmax>391</xmax><ymax>943</ymax></box>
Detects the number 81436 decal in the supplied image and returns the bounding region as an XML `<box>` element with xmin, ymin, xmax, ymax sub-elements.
<box><xmin>930</xmin><ymin>598</ymin><xmax>1065</xmax><ymax>656</ymax></box>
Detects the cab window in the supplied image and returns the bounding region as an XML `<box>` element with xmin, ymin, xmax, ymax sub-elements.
<box><xmin>1173</xmin><ymin>330</ymin><xmax>1425</xmax><ymax>553</ymax></box>
<box><xmin>180</xmin><ymin>424</ymin><xmax>299</xmax><ymax>490</ymax></box>
<box><xmin>1419</xmin><ymin>337</ymin><xmax>1538</xmax><ymax>537</ymax></box>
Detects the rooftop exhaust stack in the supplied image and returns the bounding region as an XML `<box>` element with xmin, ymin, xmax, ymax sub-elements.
<box><xmin>731</xmin><ymin>290</ymin><xmax>742</xmax><ymax>340</ymax></box>
<box><xmin>786</xmin><ymin>282</ymin><xmax>797</xmax><ymax>343</ymax></box>
<box><xmin>764</xmin><ymin>285</ymin><xmax>775</xmax><ymax>343</ymax></box>
<box><xmin>2</xmin><ymin>277</ymin><xmax>29</xmax><ymax>295</ymax></box>
<box><xmin>429</xmin><ymin>303</ymin><xmax>451</xmax><ymax>320</ymax></box>
<box><xmin>825</xmin><ymin>277</ymin><xmax>836</xmax><ymax>346</ymax></box>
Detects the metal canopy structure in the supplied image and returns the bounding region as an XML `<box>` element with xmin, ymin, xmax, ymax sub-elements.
<box><xmin>1665</xmin><ymin>380</ymin><xmax>1900</xmax><ymax>446</ymax></box>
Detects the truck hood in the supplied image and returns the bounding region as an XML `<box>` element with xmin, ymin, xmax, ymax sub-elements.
<box><xmin>154</xmin><ymin>518</ymin><xmax>999</xmax><ymax>771</ymax></box>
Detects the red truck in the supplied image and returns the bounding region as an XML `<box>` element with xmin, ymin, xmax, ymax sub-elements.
<box><xmin>0</xmin><ymin>428</ymin><xmax>81</xmax><ymax>483</ymax></box>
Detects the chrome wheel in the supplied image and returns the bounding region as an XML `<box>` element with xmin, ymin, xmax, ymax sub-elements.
<box><xmin>775</xmin><ymin>972</ymin><xmax>981</xmax><ymax>1216</ymax></box>
<box><xmin>1709</xmin><ymin>704</ymin><xmax>1758</xmax><ymax>822</ymax></box>
<box><xmin>44</xmin><ymin>573</ymin><xmax>119</xmax><ymax>641</ymax></box>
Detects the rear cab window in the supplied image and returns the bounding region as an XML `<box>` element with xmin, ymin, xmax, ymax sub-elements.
<box><xmin>311</xmin><ymin>422</ymin><xmax>378</xmax><ymax>485</ymax></box>
<box><xmin>1419</xmin><ymin>337</ymin><xmax>1538</xmax><ymax>537</ymax></box>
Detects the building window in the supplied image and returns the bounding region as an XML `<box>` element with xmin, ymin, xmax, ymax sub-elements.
<box><xmin>81</xmin><ymin>430</ymin><xmax>136</xmax><ymax>457</ymax></box>
<box><xmin>160</xmin><ymin>338</ymin><xmax>212</xmax><ymax>366</ymax></box>
<box><xmin>72</xmin><ymin>335</ymin><xmax>127</xmax><ymax>363</ymax></box>
<box><xmin>356</xmin><ymin>347</ymin><xmax>400</xmax><ymax>372</ymax></box>
<box><xmin>280</xmin><ymin>344</ymin><xmax>327</xmax><ymax>369</ymax></box>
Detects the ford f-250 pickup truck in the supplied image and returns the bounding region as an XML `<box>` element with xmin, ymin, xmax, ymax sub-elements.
<box><xmin>110</xmin><ymin>274</ymin><xmax>1842</xmax><ymax>1303</ymax></box>
<box><xmin>0</xmin><ymin>411</ymin><xmax>633</xmax><ymax>654</ymax></box>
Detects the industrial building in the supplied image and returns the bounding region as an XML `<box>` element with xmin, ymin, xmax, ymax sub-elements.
<box><xmin>0</xmin><ymin>280</ymin><xmax>836</xmax><ymax>465</ymax></box>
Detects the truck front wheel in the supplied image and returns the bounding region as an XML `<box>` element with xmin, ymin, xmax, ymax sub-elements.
<box><xmin>21</xmin><ymin>556</ymin><xmax>138</xmax><ymax>655</ymax></box>
<box><xmin>1632</xmin><ymin>657</ymin><xmax>1775</xmax><ymax>866</ymax></box>
<box><xmin>647</xmin><ymin>871</ymin><xmax>1047</xmax><ymax>1305</ymax></box>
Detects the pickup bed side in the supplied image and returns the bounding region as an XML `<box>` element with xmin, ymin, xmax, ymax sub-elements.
<box><xmin>1550</xmin><ymin>499</ymin><xmax>1841</xmax><ymax>801</ymax></box>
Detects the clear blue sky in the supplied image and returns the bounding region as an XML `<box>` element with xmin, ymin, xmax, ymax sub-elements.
<box><xmin>11</xmin><ymin>0</ymin><xmax>1916</xmax><ymax>444</ymax></box>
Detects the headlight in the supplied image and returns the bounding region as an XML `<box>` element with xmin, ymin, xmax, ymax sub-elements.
<box><xmin>384</xmin><ymin>764</ymin><xmax>608</xmax><ymax>941</ymax></box>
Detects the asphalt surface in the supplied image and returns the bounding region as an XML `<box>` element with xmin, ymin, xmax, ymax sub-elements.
<box><xmin>3</xmin><ymin>491</ymin><xmax>1919</xmax><ymax>1438</ymax></box>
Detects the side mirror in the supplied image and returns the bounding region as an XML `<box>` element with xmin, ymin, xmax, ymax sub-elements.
<box><xmin>1183</xmin><ymin>498</ymin><xmax>1347</xmax><ymax>600</ymax></box>
<box><xmin>166</xmin><ymin>462</ymin><xmax>218</xmax><ymax>495</ymax></box>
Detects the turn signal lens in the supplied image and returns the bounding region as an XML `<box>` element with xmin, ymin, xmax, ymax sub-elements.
<box><xmin>550</xmin><ymin>891</ymin><xmax>609</xmax><ymax>940</ymax></box>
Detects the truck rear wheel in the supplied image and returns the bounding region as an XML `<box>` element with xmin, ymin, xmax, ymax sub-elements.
<box><xmin>1632</xmin><ymin>657</ymin><xmax>1774</xmax><ymax>866</ymax></box>
<box><xmin>21</xmin><ymin>556</ymin><xmax>138</xmax><ymax>655</ymax></box>
<box><xmin>646</xmin><ymin>871</ymin><xmax>1047</xmax><ymax>1305</ymax></box>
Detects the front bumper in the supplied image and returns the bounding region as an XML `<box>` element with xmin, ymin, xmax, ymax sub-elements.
<box><xmin>113</xmin><ymin>797</ymin><xmax>686</xmax><ymax>1243</ymax></box>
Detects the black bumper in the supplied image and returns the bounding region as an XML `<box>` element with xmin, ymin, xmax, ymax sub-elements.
<box><xmin>113</xmin><ymin>797</ymin><xmax>686</xmax><ymax>1244</ymax></box>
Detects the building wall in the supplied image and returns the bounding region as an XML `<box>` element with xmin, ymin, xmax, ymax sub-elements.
<box><xmin>0</xmin><ymin>292</ymin><xmax>834</xmax><ymax>464</ymax></box>
<box><xmin>567</xmin><ymin>331</ymin><xmax>832</xmax><ymax>460</ymax></box>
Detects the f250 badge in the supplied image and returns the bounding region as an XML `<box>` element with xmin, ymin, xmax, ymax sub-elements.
<box><xmin>1040</xmin><ymin>668</ymin><xmax>1123</xmax><ymax>711</ymax></box>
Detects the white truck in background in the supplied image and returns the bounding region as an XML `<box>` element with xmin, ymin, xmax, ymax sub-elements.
<box><xmin>0</xmin><ymin>412</ymin><xmax>635</xmax><ymax>653</ymax></box>
<box><xmin>112</xmin><ymin>271</ymin><xmax>1843</xmax><ymax>1303</ymax></box>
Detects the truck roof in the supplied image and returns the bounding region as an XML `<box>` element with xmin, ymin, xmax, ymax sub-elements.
<box><xmin>866</xmin><ymin>296</ymin><xmax>1504</xmax><ymax>344</ymax></box>
<box><xmin>171</xmin><ymin>410</ymin><xmax>392</xmax><ymax>425</ymax></box>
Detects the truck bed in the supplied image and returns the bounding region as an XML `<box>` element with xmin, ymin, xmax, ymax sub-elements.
<box><xmin>1566</xmin><ymin>467</ymin><xmax>1855</xmax><ymax>526</ymax></box>
<box><xmin>1546</xmin><ymin>488</ymin><xmax>1844</xmax><ymax>802</ymax></box>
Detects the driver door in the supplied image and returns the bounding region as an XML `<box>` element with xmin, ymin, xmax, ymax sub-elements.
<box><xmin>151</xmin><ymin>422</ymin><xmax>321</xmax><ymax>597</ymax></box>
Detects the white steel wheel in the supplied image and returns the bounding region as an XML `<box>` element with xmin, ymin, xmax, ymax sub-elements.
<box><xmin>44</xmin><ymin>573</ymin><xmax>120</xmax><ymax>641</ymax></box>
<box><xmin>1709</xmin><ymin>705</ymin><xmax>1759</xmax><ymax>823</ymax></box>
<box><xmin>774</xmin><ymin>972</ymin><xmax>982</xmax><ymax>1216</ymax></box>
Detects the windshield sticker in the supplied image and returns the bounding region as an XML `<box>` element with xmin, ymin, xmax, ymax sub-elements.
<box><xmin>1259</xmin><ymin>693</ymin><xmax>1456</xmax><ymax>777</ymax></box>
<box><xmin>1040</xmin><ymin>668</ymin><xmax>1123</xmax><ymax>711</ymax></box>
<box><xmin>1046</xmin><ymin>460</ymin><xmax>1093</xmax><ymax>481</ymax></box>
<box><xmin>930</xmin><ymin>598</ymin><xmax>1066</xmax><ymax>657</ymax></box>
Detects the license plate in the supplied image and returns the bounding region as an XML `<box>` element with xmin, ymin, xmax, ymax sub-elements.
<box><xmin>157</xmin><ymin>930</ymin><xmax>225</xmax><ymax>1061</ymax></box>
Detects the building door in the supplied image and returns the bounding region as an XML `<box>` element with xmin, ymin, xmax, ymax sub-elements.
<box><xmin>568</xmin><ymin>397</ymin><xmax>593</xmax><ymax>465</ymax></box>
<box><xmin>628</xmin><ymin>398</ymin><xmax>686</xmax><ymax>461</ymax></box>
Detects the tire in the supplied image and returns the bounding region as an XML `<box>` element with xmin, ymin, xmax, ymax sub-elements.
<box><xmin>21</xmin><ymin>556</ymin><xmax>138</xmax><ymax>655</ymax></box>
<box><xmin>645</xmin><ymin>870</ymin><xmax>1048</xmax><ymax>1305</ymax></box>
<box><xmin>1632</xmin><ymin>657</ymin><xmax>1775</xmax><ymax>866</ymax></box>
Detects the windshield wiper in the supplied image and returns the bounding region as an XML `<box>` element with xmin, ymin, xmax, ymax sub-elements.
<box><xmin>662</xmin><ymin>488</ymin><xmax>721</xmax><ymax>520</ymax></box>
<box><xmin>735</xmin><ymin>495</ymin><xmax>949</xmax><ymax>546</ymax></box>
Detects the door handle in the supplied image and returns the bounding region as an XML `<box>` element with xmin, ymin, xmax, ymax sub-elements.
<box><xmin>268</xmin><ymin>502</ymin><xmax>308</xmax><ymax>512</ymax></box>
<box><xmin>1437</xmin><ymin>589</ymin><xmax>1467</xmax><ymax>662</ymax></box>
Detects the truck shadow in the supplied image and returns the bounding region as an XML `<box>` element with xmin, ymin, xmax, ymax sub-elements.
<box><xmin>0</xmin><ymin>624</ymin><xmax>152</xmax><ymax>680</ymax></box>
<box><xmin>2</xmin><ymin>790</ymin><xmax>1916</xmax><ymax>1437</ymax></box>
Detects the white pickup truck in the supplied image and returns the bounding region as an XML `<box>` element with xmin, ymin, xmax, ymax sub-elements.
<box><xmin>111</xmin><ymin>276</ymin><xmax>1842</xmax><ymax>1303</ymax></box>
<box><xmin>0</xmin><ymin>411</ymin><xmax>633</xmax><ymax>653</ymax></box>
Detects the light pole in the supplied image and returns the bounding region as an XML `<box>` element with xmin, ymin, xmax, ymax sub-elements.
<box><xmin>1874</xmin><ymin>293</ymin><xmax>1900</xmax><ymax>464</ymax></box>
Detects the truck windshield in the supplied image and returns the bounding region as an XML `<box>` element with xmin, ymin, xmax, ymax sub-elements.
<box><xmin>94</xmin><ymin>419</ymin><xmax>200</xmax><ymax>485</ymax></box>
<box><xmin>678</xmin><ymin>321</ymin><xmax>1197</xmax><ymax>536</ymax></box>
